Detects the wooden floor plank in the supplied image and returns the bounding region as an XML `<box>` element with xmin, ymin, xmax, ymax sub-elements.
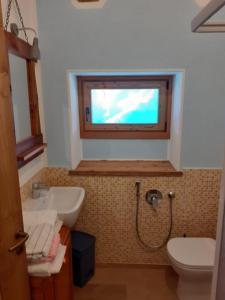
<box><xmin>74</xmin><ymin>266</ymin><xmax>179</xmax><ymax>300</ymax></box>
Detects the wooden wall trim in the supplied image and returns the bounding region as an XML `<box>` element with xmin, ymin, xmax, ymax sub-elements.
<box><xmin>69</xmin><ymin>160</ymin><xmax>183</xmax><ymax>177</ymax></box>
<box><xmin>5</xmin><ymin>32</ymin><xmax>34</xmax><ymax>60</ymax></box>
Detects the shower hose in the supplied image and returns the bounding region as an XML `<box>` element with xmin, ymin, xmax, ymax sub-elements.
<box><xmin>135</xmin><ymin>182</ymin><xmax>174</xmax><ymax>251</ymax></box>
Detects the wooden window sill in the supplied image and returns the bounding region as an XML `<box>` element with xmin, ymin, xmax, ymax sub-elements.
<box><xmin>69</xmin><ymin>160</ymin><xmax>183</xmax><ymax>177</ymax></box>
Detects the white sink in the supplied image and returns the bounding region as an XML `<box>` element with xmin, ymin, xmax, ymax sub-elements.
<box><xmin>22</xmin><ymin>187</ymin><xmax>85</xmax><ymax>227</ymax></box>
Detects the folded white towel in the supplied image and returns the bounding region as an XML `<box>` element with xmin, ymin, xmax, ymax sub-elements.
<box><xmin>42</xmin><ymin>225</ymin><xmax>55</xmax><ymax>257</ymax></box>
<box><xmin>28</xmin><ymin>244</ymin><xmax>66</xmax><ymax>277</ymax></box>
<box><xmin>54</xmin><ymin>219</ymin><xmax>63</xmax><ymax>234</ymax></box>
<box><xmin>23</xmin><ymin>210</ymin><xmax>58</xmax><ymax>229</ymax></box>
<box><xmin>26</xmin><ymin>224</ymin><xmax>44</xmax><ymax>258</ymax></box>
<box><xmin>23</xmin><ymin>210</ymin><xmax>63</xmax><ymax>261</ymax></box>
<box><xmin>26</xmin><ymin>223</ymin><xmax>55</xmax><ymax>259</ymax></box>
<box><xmin>50</xmin><ymin>244</ymin><xmax>67</xmax><ymax>274</ymax></box>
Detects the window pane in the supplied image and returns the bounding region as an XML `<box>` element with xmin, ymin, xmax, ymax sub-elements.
<box><xmin>91</xmin><ymin>89</ymin><xmax>159</xmax><ymax>124</ymax></box>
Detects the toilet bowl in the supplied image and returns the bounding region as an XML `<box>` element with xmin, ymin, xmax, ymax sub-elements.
<box><xmin>167</xmin><ymin>238</ymin><xmax>215</xmax><ymax>300</ymax></box>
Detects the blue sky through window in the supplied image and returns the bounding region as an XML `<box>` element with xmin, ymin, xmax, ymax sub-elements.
<box><xmin>91</xmin><ymin>89</ymin><xmax>159</xmax><ymax>124</ymax></box>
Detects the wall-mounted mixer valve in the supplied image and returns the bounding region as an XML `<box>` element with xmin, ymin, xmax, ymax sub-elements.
<box><xmin>145</xmin><ymin>189</ymin><xmax>163</xmax><ymax>211</ymax></box>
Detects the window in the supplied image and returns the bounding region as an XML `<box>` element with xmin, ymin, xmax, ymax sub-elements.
<box><xmin>77</xmin><ymin>76</ymin><xmax>173</xmax><ymax>139</ymax></box>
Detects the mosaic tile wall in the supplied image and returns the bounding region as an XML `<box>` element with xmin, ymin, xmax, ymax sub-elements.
<box><xmin>20</xmin><ymin>167</ymin><xmax>221</xmax><ymax>265</ymax></box>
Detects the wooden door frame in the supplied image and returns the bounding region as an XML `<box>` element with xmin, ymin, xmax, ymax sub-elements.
<box><xmin>0</xmin><ymin>1</ymin><xmax>30</xmax><ymax>299</ymax></box>
<box><xmin>211</xmin><ymin>153</ymin><xmax>225</xmax><ymax>299</ymax></box>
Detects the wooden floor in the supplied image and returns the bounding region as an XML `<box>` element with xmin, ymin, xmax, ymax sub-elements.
<box><xmin>74</xmin><ymin>266</ymin><xmax>179</xmax><ymax>300</ymax></box>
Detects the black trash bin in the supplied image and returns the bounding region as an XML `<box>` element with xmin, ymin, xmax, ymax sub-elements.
<box><xmin>71</xmin><ymin>231</ymin><xmax>96</xmax><ymax>287</ymax></box>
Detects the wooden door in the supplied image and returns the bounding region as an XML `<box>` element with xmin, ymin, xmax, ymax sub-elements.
<box><xmin>0</xmin><ymin>2</ymin><xmax>30</xmax><ymax>300</ymax></box>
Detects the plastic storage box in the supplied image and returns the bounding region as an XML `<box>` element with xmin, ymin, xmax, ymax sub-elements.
<box><xmin>71</xmin><ymin>231</ymin><xmax>96</xmax><ymax>287</ymax></box>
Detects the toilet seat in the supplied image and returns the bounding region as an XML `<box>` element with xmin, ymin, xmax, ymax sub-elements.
<box><xmin>167</xmin><ymin>238</ymin><xmax>215</xmax><ymax>271</ymax></box>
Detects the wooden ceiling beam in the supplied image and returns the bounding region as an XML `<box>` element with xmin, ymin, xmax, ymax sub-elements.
<box><xmin>192</xmin><ymin>0</ymin><xmax>225</xmax><ymax>33</ymax></box>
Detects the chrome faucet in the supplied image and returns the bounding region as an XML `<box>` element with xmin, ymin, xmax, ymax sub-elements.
<box><xmin>32</xmin><ymin>182</ymin><xmax>49</xmax><ymax>199</ymax></box>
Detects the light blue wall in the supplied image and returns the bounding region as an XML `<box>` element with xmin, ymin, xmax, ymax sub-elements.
<box><xmin>83</xmin><ymin>140</ymin><xmax>167</xmax><ymax>160</ymax></box>
<box><xmin>36</xmin><ymin>0</ymin><xmax>225</xmax><ymax>168</ymax></box>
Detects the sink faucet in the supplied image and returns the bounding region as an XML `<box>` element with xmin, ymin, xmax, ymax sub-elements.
<box><xmin>32</xmin><ymin>182</ymin><xmax>50</xmax><ymax>199</ymax></box>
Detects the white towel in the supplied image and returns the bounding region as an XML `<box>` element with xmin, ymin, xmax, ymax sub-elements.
<box><xmin>23</xmin><ymin>210</ymin><xmax>58</xmax><ymax>230</ymax></box>
<box><xmin>26</xmin><ymin>226</ymin><xmax>38</xmax><ymax>255</ymax></box>
<box><xmin>26</xmin><ymin>223</ymin><xmax>55</xmax><ymax>259</ymax></box>
<box><xmin>54</xmin><ymin>219</ymin><xmax>63</xmax><ymax>234</ymax></box>
<box><xmin>26</xmin><ymin>224</ymin><xmax>44</xmax><ymax>258</ymax></box>
<box><xmin>28</xmin><ymin>244</ymin><xmax>66</xmax><ymax>277</ymax></box>
<box><xmin>50</xmin><ymin>244</ymin><xmax>67</xmax><ymax>274</ymax></box>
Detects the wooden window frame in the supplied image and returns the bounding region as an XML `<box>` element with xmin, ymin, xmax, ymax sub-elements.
<box><xmin>77</xmin><ymin>75</ymin><xmax>173</xmax><ymax>139</ymax></box>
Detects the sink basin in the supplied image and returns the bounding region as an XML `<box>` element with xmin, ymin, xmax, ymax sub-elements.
<box><xmin>22</xmin><ymin>186</ymin><xmax>85</xmax><ymax>227</ymax></box>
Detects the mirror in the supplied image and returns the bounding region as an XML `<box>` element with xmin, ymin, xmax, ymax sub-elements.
<box><xmin>5</xmin><ymin>31</ymin><xmax>45</xmax><ymax>169</ymax></box>
<box><xmin>8</xmin><ymin>53</ymin><xmax>32</xmax><ymax>142</ymax></box>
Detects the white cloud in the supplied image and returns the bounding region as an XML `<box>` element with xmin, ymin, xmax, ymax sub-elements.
<box><xmin>106</xmin><ymin>89</ymin><xmax>155</xmax><ymax>123</ymax></box>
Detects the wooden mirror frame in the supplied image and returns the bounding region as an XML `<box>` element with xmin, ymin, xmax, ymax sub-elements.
<box><xmin>5</xmin><ymin>31</ymin><xmax>45</xmax><ymax>169</ymax></box>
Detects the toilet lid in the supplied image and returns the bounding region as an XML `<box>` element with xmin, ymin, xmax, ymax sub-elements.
<box><xmin>167</xmin><ymin>238</ymin><xmax>215</xmax><ymax>270</ymax></box>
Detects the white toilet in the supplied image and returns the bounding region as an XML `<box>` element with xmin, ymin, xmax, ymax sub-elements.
<box><xmin>167</xmin><ymin>237</ymin><xmax>216</xmax><ymax>300</ymax></box>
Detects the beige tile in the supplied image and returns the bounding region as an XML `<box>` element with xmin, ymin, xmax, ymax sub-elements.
<box><xmin>20</xmin><ymin>167</ymin><xmax>221</xmax><ymax>265</ymax></box>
